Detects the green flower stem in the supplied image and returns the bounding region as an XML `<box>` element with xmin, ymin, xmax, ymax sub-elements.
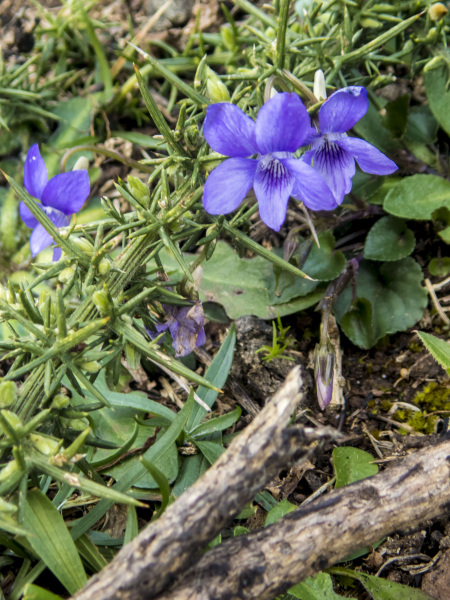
<box><xmin>60</xmin><ymin>146</ymin><xmax>155</xmax><ymax>174</ymax></box>
<box><xmin>276</xmin><ymin>0</ymin><xmax>291</xmax><ymax>70</ymax></box>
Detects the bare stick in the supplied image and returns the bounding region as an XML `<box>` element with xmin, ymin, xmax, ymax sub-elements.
<box><xmin>72</xmin><ymin>367</ymin><xmax>337</xmax><ymax>600</ymax></box>
<box><xmin>156</xmin><ymin>439</ymin><xmax>450</xmax><ymax>600</ymax></box>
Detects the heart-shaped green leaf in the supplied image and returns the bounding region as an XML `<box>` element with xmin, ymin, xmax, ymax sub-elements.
<box><xmin>334</xmin><ymin>258</ymin><xmax>427</xmax><ymax>348</ymax></box>
<box><xmin>333</xmin><ymin>447</ymin><xmax>379</xmax><ymax>488</ymax></box>
<box><xmin>364</xmin><ymin>216</ymin><xmax>415</xmax><ymax>261</ymax></box>
<box><xmin>384</xmin><ymin>175</ymin><xmax>450</xmax><ymax>220</ymax></box>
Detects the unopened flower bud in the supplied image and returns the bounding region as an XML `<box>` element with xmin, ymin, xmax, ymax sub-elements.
<box><xmin>98</xmin><ymin>258</ymin><xmax>111</xmax><ymax>275</ymax></box>
<box><xmin>220</xmin><ymin>25</ymin><xmax>236</xmax><ymax>51</ymax></box>
<box><xmin>51</xmin><ymin>394</ymin><xmax>69</xmax><ymax>409</ymax></box>
<box><xmin>314</xmin><ymin>69</ymin><xmax>327</xmax><ymax>101</ymax></box>
<box><xmin>0</xmin><ymin>459</ymin><xmax>21</xmax><ymax>482</ymax></box>
<box><xmin>314</xmin><ymin>343</ymin><xmax>335</xmax><ymax>410</ymax></box>
<box><xmin>206</xmin><ymin>67</ymin><xmax>230</xmax><ymax>103</ymax></box>
<box><xmin>29</xmin><ymin>433</ymin><xmax>61</xmax><ymax>456</ymax></box>
<box><xmin>0</xmin><ymin>381</ymin><xmax>17</xmax><ymax>408</ymax></box>
<box><xmin>429</xmin><ymin>2</ymin><xmax>448</xmax><ymax>20</ymax></box>
<box><xmin>0</xmin><ymin>410</ymin><xmax>23</xmax><ymax>436</ymax></box>
<box><xmin>72</xmin><ymin>237</ymin><xmax>94</xmax><ymax>256</ymax></box>
<box><xmin>93</xmin><ymin>290</ymin><xmax>112</xmax><ymax>316</ymax></box>
<box><xmin>184</xmin><ymin>124</ymin><xmax>201</xmax><ymax>147</ymax></box>
<box><xmin>58</xmin><ymin>264</ymin><xmax>77</xmax><ymax>284</ymax></box>
<box><xmin>80</xmin><ymin>360</ymin><xmax>101</xmax><ymax>373</ymax></box>
<box><xmin>128</xmin><ymin>176</ymin><xmax>150</xmax><ymax>208</ymax></box>
<box><xmin>72</xmin><ymin>156</ymin><xmax>90</xmax><ymax>171</ymax></box>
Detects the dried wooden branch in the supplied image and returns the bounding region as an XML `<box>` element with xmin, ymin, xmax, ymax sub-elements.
<box><xmin>72</xmin><ymin>366</ymin><xmax>337</xmax><ymax>600</ymax></box>
<box><xmin>155</xmin><ymin>439</ymin><xmax>450</xmax><ymax>600</ymax></box>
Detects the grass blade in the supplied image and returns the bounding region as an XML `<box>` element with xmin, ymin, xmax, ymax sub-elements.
<box><xmin>22</xmin><ymin>490</ymin><xmax>87</xmax><ymax>594</ymax></box>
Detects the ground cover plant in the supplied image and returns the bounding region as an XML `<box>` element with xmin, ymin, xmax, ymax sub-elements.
<box><xmin>0</xmin><ymin>0</ymin><xmax>449</xmax><ymax>598</ymax></box>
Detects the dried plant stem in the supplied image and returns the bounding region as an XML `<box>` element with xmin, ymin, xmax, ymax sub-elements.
<box><xmin>425</xmin><ymin>278</ymin><xmax>450</xmax><ymax>326</ymax></box>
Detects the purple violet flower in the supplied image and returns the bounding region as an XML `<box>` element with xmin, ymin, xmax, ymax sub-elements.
<box><xmin>202</xmin><ymin>92</ymin><xmax>337</xmax><ymax>232</ymax></box>
<box><xmin>148</xmin><ymin>301</ymin><xmax>206</xmax><ymax>358</ymax></box>
<box><xmin>303</xmin><ymin>86</ymin><xmax>398</xmax><ymax>204</ymax></box>
<box><xmin>19</xmin><ymin>144</ymin><xmax>90</xmax><ymax>257</ymax></box>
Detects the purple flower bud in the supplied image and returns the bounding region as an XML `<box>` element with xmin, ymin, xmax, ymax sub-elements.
<box><xmin>314</xmin><ymin>343</ymin><xmax>335</xmax><ymax>410</ymax></box>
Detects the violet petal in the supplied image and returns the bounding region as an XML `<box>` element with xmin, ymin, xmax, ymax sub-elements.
<box><xmin>319</xmin><ymin>86</ymin><xmax>368</xmax><ymax>134</ymax></box>
<box><xmin>203</xmin><ymin>103</ymin><xmax>258</xmax><ymax>157</ymax></box>
<box><xmin>255</xmin><ymin>92</ymin><xmax>311</xmax><ymax>154</ymax></box>
<box><xmin>282</xmin><ymin>158</ymin><xmax>337</xmax><ymax>211</ymax></box>
<box><xmin>19</xmin><ymin>201</ymin><xmax>39</xmax><ymax>228</ymax></box>
<box><xmin>24</xmin><ymin>144</ymin><xmax>48</xmax><ymax>200</ymax></box>
<box><xmin>30</xmin><ymin>224</ymin><xmax>53</xmax><ymax>257</ymax></box>
<box><xmin>203</xmin><ymin>158</ymin><xmax>257</xmax><ymax>215</ymax></box>
<box><xmin>52</xmin><ymin>247</ymin><xmax>63</xmax><ymax>262</ymax></box>
<box><xmin>339</xmin><ymin>137</ymin><xmax>398</xmax><ymax>175</ymax></box>
<box><xmin>41</xmin><ymin>170</ymin><xmax>90</xmax><ymax>215</ymax></box>
<box><xmin>254</xmin><ymin>155</ymin><xmax>293</xmax><ymax>231</ymax></box>
<box><xmin>310</xmin><ymin>140</ymin><xmax>355</xmax><ymax>204</ymax></box>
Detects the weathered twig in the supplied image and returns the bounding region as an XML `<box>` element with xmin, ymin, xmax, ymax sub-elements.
<box><xmin>72</xmin><ymin>366</ymin><xmax>338</xmax><ymax>600</ymax></box>
<box><xmin>155</xmin><ymin>439</ymin><xmax>450</xmax><ymax>600</ymax></box>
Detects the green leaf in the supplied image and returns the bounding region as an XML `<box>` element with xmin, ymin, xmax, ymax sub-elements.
<box><xmin>194</xmin><ymin>440</ymin><xmax>226</xmax><ymax>465</ymax></box>
<box><xmin>172</xmin><ymin>453</ymin><xmax>209</xmax><ymax>498</ymax></box>
<box><xmin>264</xmin><ymin>498</ymin><xmax>297</xmax><ymax>526</ymax></box>
<box><xmin>134</xmin><ymin>65</ymin><xmax>187</xmax><ymax>156</ymax></box>
<box><xmin>48</xmin><ymin>97</ymin><xmax>95</xmax><ymax>172</ymax></box>
<box><xmin>110</xmin><ymin>130</ymin><xmax>167</xmax><ymax>150</ymax></box>
<box><xmin>353</xmin><ymin>101</ymin><xmax>399</xmax><ymax>155</ymax></box>
<box><xmin>189</xmin><ymin>407</ymin><xmax>241</xmax><ymax>439</ymax></box>
<box><xmin>417</xmin><ymin>332</ymin><xmax>450</xmax><ymax>374</ymax></box>
<box><xmin>384</xmin><ymin>175</ymin><xmax>450</xmax><ymax>221</ymax></box>
<box><xmin>428</xmin><ymin>257</ymin><xmax>450</xmax><ymax>277</ymax></box>
<box><xmin>23</xmin><ymin>584</ymin><xmax>63</xmax><ymax>600</ymax></box>
<box><xmin>404</xmin><ymin>106</ymin><xmax>439</xmax><ymax>145</ymax></box>
<box><xmin>331</xmin><ymin>567</ymin><xmax>434</xmax><ymax>600</ymax></box>
<box><xmin>124</xmin><ymin>506</ymin><xmax>139</xmax><ymax>545</ymax></box>
<box><xmin>141</xmin><ymin>456</ymin><xmax>171</xmax><ymax>517</ymax></box>
<box><xmin>0</xmin><ymin>515</ymin><xmax>30</xmax><ymax>537</ymax></box>
<box><xmin>30</xmin><ymin>456</ymin><xmax>144</xmax><ymax>507</ymax></box>
<box><xmin>424</xmin><ymin>58</ymin><xmax>450</xmax><ymax>137</ymax></box>
<box><xmin>334</xmin><ymin>258</ymin><xmax>427</xmax><ymax>349</ymax></box>
<box><xmin>289</xmin><ymin>572</ymin><xmax>354</xmax><ymax>600</ymax></box>
<box><xmin>364</xmin><ymin>217</ymin><xmax>415</xmax><ymax>261</ymax></box>
<box><xmin>381</xmin><ymin>94</ymin><xmax>410</xmax><ymax>139</ymax></box>
<box><xmin>176</xmin><ymin>242</ymin><xmax>324</xmax><ymax>319</ymax></box>
<box><xmin>82</xmin><ymin>15</ymin><xmax>113</xmax><ymax>103</ymax></box>
<box><xmin>22</xmin><ymin>489</ymin><xmax>87</xmax><ymax>594</ymax></box>
<box><xmin>333</xmin><ymin>447</ymin><xmax>378</xmax><ymax>488</ymax></box>
<box><xmin>102</xmin><ymin>431</ymin><xmax>179</xmax><ymax>489</ymax></box>
<box><xmin>186</xmin><ymin>324</ymin><xmax>236</xmax><ymax>431</ymax></box>
<box><xmin>69</xmin><ymin>389</ymin><xmax>194</xmax><ymax>541</ymax></box>
<box><xmin>340</xmin><ymin>298</ymin><xmax>376</xmax><ymax>349</ymax></box>
<box><xmin>75</xmin><ymin>534</ymin><xmax>108</xmax><ymax>573</ymax></box>
<box><xmin>271</xmin><ymin>232</ymin><xmax>346</xmax><ymax>303</ymax></box>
